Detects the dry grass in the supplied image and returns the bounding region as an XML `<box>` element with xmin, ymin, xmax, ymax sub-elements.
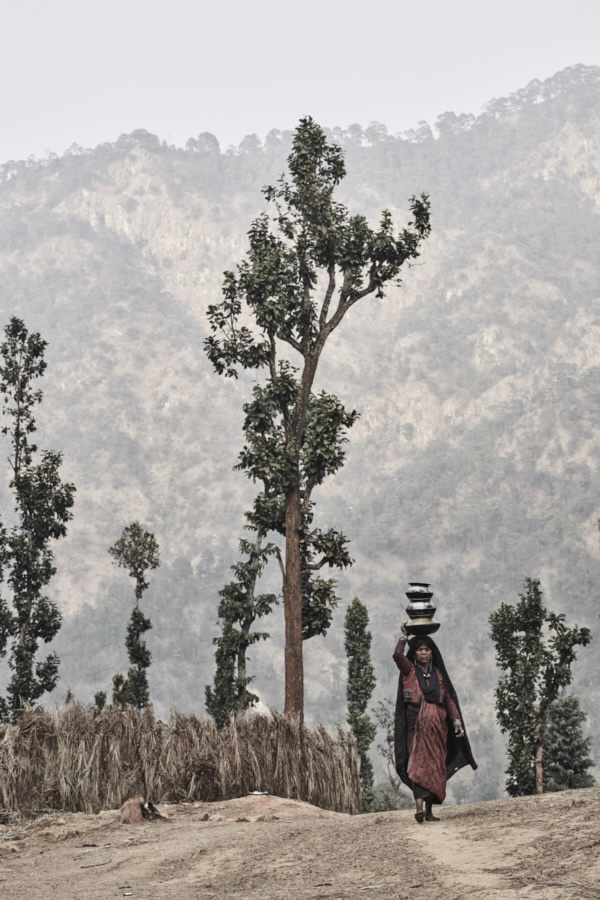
<box><xmin>0</xmin><ymin>704</ymin><xmax>361</xmax><ymax>816</ymax></box>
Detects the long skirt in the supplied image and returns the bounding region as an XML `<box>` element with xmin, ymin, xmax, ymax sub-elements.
<box><xmin>406</xmin><ymin>701</ymin><xmax>449</xmax><ymax>804</ymax></box>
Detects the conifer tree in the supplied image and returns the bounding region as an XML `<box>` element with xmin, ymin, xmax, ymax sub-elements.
<box><xmin>344</xmin><ymin>597</ymin><xmax>376</xmax><ymax>810</ymax></box>
<box><xmin>489</xmin><ymin>577</ymin><xmax>591</xmax><ymax>795</ymax></box>
<box><xmin>205</xmin><ymin>117</ymin><xmax>430</xmax><ymax>717</ymax></box>
<box><xmin>0</xmin><ymin>317</ymin><xmax>75</xmax><ymax>721</ymax></box>
<box><xmin>544</xmin><ymin>692</ymin><xmax>595</xmax><ymax>792</ymax></box>
<box><xmin>109</xmin><ymin>522</ymin><xmax>160</xmax><ymax>709</ymax></box>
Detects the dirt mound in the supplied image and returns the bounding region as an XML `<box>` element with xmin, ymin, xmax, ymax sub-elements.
<box><xmin>0</xmin><ymin>788</ymin><xmax>599</xmax><ymax>898</ymax></box>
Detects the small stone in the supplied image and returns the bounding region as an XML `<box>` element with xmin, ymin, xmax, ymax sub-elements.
<box><xmin>374</xmin><ymin>815</ymin><xmax>386</xmax><ymax>824</ymax></box>
<box><xmin>120</xmin><ymin>798</ymin><xmax>145</xmax><ymax>825</ymax></box>
<box><xmin>235</xmin><ymin>817</ymin><xmax>249</xmax><ymax>822</ymax></box>
<box><xmin>3</xmin><ymin>843</ymin><xmax>21</xmax><ymax>853</ymax></box>
<box><xmin>208</xmin><ymin>815</ymin><xmax>225</xmax><ymax>822</ymax></box>
<box><xmin>200</xmin><ymin>812</ymin><xmax>210</xmax><ymax>821</ymax></box>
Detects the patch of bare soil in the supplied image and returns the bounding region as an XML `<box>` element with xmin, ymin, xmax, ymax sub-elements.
<box><xmin>1</xmin><ymin>788</ymin><xmax>599</xmax><ymax>899</ymax></box>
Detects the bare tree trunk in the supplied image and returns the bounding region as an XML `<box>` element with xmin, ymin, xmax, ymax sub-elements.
<box><xmin>283</xmin><ymin>485</ymin><xmax>303</xmax><ymax>719</ymax></box>
<box><xmin>281</xmin><ymin>353</ymin><xmax>320</xmax><ymax>721</ymax></box>
<box><xmin>535</xmin><ymin>739</ymin><xmax>544</xmax><ymax>794</ymax></box>
<box><xmin>237</xmin><ymin>638</ymin><xmax>247</xmax><ymax>712</ymax></box>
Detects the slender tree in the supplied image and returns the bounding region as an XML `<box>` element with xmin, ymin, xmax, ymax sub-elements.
<box><xmin>344</xmin><ymin>597</ymin><xmax>376</xmax><ymax>810</ymax></box>
<box><xmin>204</xmin><ymin>619</ymin><xmax>239</xmax><ymax>728</ymax></box>
<box><xmin>544</xmin><ymin>692</ymin><xmax>595</xmax><ymax>792</ymax></box>
<box><xmin>0</xmin><ymin>317</ymin><xmax>75</xmax><ymax>721</ymax></box>
<box><xmin>205</xmin><ymin>117</ymin><xmax>430</xmax><ymax>716</ymax></box>
<box><xmin>205</xmin><ymin>505</ymin><xmax>278</xmax><ymax>727</ymax></box>
<box><xmin>109</xmin><ymin>522</ymin><xmax>160</xmax><ymax>709</ymax></box>
<box><xmin>489</xmin><ymin>577</ymin><xmax>591</xmax><ymax>795</ymax></box>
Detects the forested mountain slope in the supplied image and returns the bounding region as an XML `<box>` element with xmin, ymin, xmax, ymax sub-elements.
<box><xmin>1</xmin><ymin>64</ymin><xmax>599</xmax><ymax>800</ymax></box>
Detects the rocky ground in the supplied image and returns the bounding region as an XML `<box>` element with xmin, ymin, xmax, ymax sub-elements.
<box><xmin>1</xmin><ymin>788</ymin><xmax>599</xmax><ymax>899</ymax></box>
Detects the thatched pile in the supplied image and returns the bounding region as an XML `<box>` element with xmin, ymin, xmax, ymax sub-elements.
<box><xmin>0</xmin><ymin>704</ymin><xmax>361</xmax><ymax>815</ymax></box>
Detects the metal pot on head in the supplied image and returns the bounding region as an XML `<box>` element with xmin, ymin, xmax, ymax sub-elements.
<box><xmin>405</xmin><ymin>582</ymin><xmax>440</xmax><ymax>635</ymax></box>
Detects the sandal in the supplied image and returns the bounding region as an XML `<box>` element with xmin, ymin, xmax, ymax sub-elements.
<box><xmin>415</xmin><ymin>810</ymin><xmax>425</xmax><ymax>823</ymax></box>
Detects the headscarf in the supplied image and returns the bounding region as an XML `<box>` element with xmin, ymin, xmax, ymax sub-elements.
<box><xmin>394</xmin><ymin>634</ymin><xmax>477</xmax><ymax>793</ymax></box>
<box><xmin>409</xmin><ymin>636</ymin><xmax>441</xmax><ymax>703</ymax></box>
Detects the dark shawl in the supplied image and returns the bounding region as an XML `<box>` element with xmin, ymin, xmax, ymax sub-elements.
<box><xmin>394</xmin><ymin>635</ymin><xmax>477</xmax><ymax>795</ymax></box>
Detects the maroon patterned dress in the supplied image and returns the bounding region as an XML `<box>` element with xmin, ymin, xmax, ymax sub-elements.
<box><xmin>393</xmin><ymin>637</ymin><xmax>462</xmax><ymax>803</ymax></box>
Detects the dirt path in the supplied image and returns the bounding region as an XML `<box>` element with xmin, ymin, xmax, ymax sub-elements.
<box><xmin>1</xmin><ymin>788</ymin><xmax>599</xmax><ymax>899</ymax></box>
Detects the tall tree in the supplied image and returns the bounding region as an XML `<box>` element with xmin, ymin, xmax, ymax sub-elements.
<box><xmin>344</xmin><ymin>597</ymin><xmax>376</xmax><ymax>810</ymax></box>
<box><xmin>109</xmin><ymin>522</ymin><xmax>160</xmax><ymax>709</ymax></box>
<box><xmin>489</xmin><ymin>577</ymin><xmax>591</xmax><ymax>795</ymax></box>
<box><xmin>544</xmin><ymin>692</ymin><xmax>595</xmax><ymax>792</ymax></box>
<box><xmin>0</xmin><ymin>317</ymin><xmax>75</xmax><ymax>721</ymax></box>
<box><xmin>205</xmin><ymin>116</ymin><xmax>430</xmax><ymax>717</ymax></box>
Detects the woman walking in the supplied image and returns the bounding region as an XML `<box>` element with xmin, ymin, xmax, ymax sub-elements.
<box><xmin>393</xmin><ymin>622</ymin><xmax>476</xmax><ymax>822</ymax></box>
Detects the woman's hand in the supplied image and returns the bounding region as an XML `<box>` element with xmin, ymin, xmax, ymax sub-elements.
<box><xmin>401</xmin><ymin>621</ymin><xmax>409</xmax><ymax>637</ymax></box>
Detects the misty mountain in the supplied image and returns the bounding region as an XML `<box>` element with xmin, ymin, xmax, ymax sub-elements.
<box><xmin>1</xmin><ymin>64</ymin><xmax>599</xmax><ymax>801</ymax></box>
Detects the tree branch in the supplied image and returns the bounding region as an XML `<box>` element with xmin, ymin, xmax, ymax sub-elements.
<box><xmin>522</xmin><ymin>681</ymin><xmax>539</xmax><ymax>716</ymax></box>
<box><xmin>267</xmin><ymin>333</ymin><xmax>277</xmax><ymax>382</ymax></box>
<box><xmin>268</xmin><ymin>333</ymin><xmax>292</xmax><ymax>433</ymax></box>
<box><xmin>323</xmin><ymin>275</ymin><xmax>377</xmax><ymax>339</ymax></box>
<box><xmin>319</xmin><ymin>262</ymin><xmax>336</xmax><ymax>330</ymax></box>
<box><xmin>302</xmin><ymin>475</ymin><xmax>318</xmax><ymax>513</ymax></box>
<box><xmin>275</xmin><ymin>546</ymin><xmax>286</xmax><ymax>579</ymax></box>
<box><xmin>277</xmin><ymin>333</ymin><xmax>303</xmax><ymax>356</ymax></box>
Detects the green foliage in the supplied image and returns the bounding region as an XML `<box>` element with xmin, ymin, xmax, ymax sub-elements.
<box><xmin>544</xmin><ymin>692</ymin><xmax>595</xmax><ymax>792</ymax></box>
<box><xmin>109</xmin><ymin>522</ymin><xmax>160</xmax><ymax>709</ymax></box>
<box><xmin>111</xmin><ymin>673</ymin><xmax>133</xmax><ymax>709</ymax></box>
<box><xmin>238</xmin><ymin>380</ymin><xmax>357</xmax><ymax>642</ymax></box>
<box><xmin>0</xmin><ymin>317</ymin><xmax>75</xmax><ymax>721</ymax></box>
<box><xmin>489</xmin><ymin>577</ymin><xmax>591</xmax><ymax>795</ymax></box>
<box><xmin>205</xmin><ymin>117</ymin><xmax>430</xmax><ymax>713</ymax></box>
<box><xmin>205</xmin><ymin>620</ymin><xmax>239</xmax><ymax>729</ymax></box>
<box><xmin>205</xmin><ymin>116</ymin><xmax>430</xmax><ymax>381</ymax></box>
<box><xmin>205</xmin><ymin>507</ymin><xmax>278</xmax><ymax>728</ymax></box>
<box><xmin>344</xmin><ymin>597</ymin><xmax>376</xmax><ymax>810</ymax></box>
<box><xmin>109</xmin><ymin>521</ymin><xmax>160</xmax><ymax>606</ymax></box>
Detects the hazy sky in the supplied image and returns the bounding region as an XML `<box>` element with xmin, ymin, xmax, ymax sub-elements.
<box><xmin>1</xmin><ymin>0</ymin><xmax>598</xmax><ymax>163</ymax></box>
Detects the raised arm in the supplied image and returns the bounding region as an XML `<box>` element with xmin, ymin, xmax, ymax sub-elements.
<box><xmin>392</xmin><ymin>622</ymin><xmax>412</xmax><ymax>675</ymax></box>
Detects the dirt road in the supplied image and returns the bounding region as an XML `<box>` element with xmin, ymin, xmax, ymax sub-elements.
<box><xmin>1</xmin><ymin>788</ymin><xmax>599</xmax><ymax>899</ymax></box>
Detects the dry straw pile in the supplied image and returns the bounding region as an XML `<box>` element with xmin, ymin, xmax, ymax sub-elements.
<box><xmin>0</xmin><ymin>704</ymin><xmax>361</xmax><ymax>815</ymax></box>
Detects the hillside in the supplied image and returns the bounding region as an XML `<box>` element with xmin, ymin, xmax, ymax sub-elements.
<box><xmin>1</xmin><ymin>788</ymin><xmax>599</xmax><ymax>899</ymax></box>
<box><xmin>0</xmin><ymin>64</ymin><xmax>599</xmax><ymax>799</ymax></box>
